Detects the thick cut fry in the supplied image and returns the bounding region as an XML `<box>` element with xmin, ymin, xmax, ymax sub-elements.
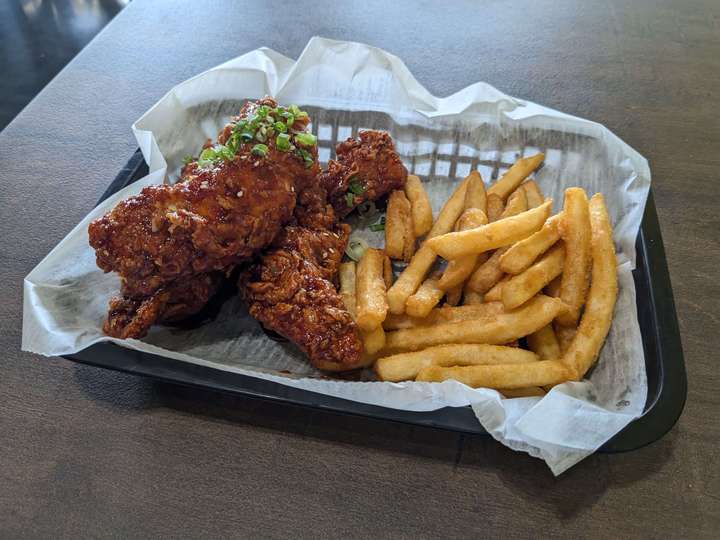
<box><xmin>562</xmin><ymin>194</ymin><xmax>618</xmax><ymax>380</ymax></box>
<box><xmin>545</xmin><ymin>275</ymin><xmax>562</xmax><ymax>297</ymax></box>
<box><xmin>339</xmin><ymin>262</ymin><xmax>358</xmax><ymax>318</ymax></box>
<box><xmin>502</xmin><ymin>243</ymin><xmax>565</xmax><ymax>309</ymax></box>
<box><xmin>555</xmin><ymin>323</ymin><xmax>576</xmax><ymax>354</ymax></box>
<box><xmin>439</xmin><ymin>209</ymin><xmax>488</xmax><ymax>290</ymax></box>
<box><xmin>523</xmin><ymin>181</ymin><xmax>544</xmax><ymax>208</ymax></box>
<box><xmin>527</xmin><ymin>324</ymin><xmax>561</xmax><ymax>360</ymax></box>
<box><xmin>486</xmin><ymin>194</ymin><xmax>505</xmax><ymax>222</ymax></box>
<box><xmin>445</xmin><ymin>285</ymin><xmax>462</xmax><ymax>306</ymax></box>
<box><xmin>385</xmin><ymin>190</ymin><xmax>412</xmax><ymax>260</ymax></box>
<box><xmin>464</xmin><ymin>171</ymin><xmax>487</xmax><ymax>214</ymax></box>
<box><xmin>356</xmin><ymin>248</ymin><xmax>388</xmax><ymax>331</ymax></box>
<box><xmin>383</xmin><ymin>255</ymin><xmax>394</xmax><ymax>288</ymax></box>
<box><xmin>416</xmin><ymin>360</ymin><xmax>569</xmax><ymax>389</ymax></box>
<box><xmin>487</xmin><ymin>153</ymin><xmax>545</xmax><ymax>201</ymax></box>
<box><xmin>387</xmin><ymin>176</ymin><xmax>470</xmax><ymax>313</ymax></box>
<box><xmin>383</xmin><ymin>302</ymin><xmax>505</xmax><ymax>330</ymax></box>
<box><xmin>557</xmin><ymin>188</ymin><xmax>592</xmax><ymax>326</ymax></box>
<box><xmin>500</xmin><ymin>187</ymin><xmax>528</xmax><ymax>218</ymax></box>
<box><xmin>426</xmin><ymin>200</ymin><xmax>552</xmax><ymax>260</ymax></box>
<box><xmin>499</xmin><ymin>214</ymin><xmax>562</xmax><ymax>275</ymax></box>
<box><xmin>467</xmin><ymin>247</ymin><xmax>508</xmax><ymax>293</ymax></box>
<box><xmin>404</xmin><ymin>175</ymin><xmax>433</xmax><ymax>237</ymax></box>
<box><xmin>405</xmin><ymin>277</ymin><xmax>445</xmax><ymax>318</ymax></box>
<box><xmin>483</xmin><ymin>275</ymin><xmax>510</xmax><ymax>302</ymax></box>
<box><xmin>384</xmin><ymin>295</ymin><xmax>567</xmax><ymax>353</ymax></box>
<box><xmin>500</xmin><ymin>387</ymin><xmax>547</xmax><ymax>398</ymax></box>
<box><xmin>362</xmin><ymin>325</ymin><xmax>386</xmax><ymax>355</ymax></box>
<box><xmin>463</xmin><ymin>290</ymin><xmax>484</xmax><ymax>305</ymax></box>
<box><xmin>402</xmin><ymin>211</ymin><xmax>416</xmax><ymax>262</ymax></box>
<box><xmin>375</xmin><ymin>344</ymin><xmax>538</xmax><ymax>382</ymax></box>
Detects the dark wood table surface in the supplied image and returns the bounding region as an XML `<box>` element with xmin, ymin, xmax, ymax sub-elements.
<box><xmin>1</xmin><ymin>0</ymin><xmax>718</xmax><ymax>537</ymax></box>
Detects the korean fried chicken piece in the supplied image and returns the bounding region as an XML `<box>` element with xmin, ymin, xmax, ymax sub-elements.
<box><xmin>241</xmin><ymin>130</ymin><xmax>409</xmax><ymax>371</ymax></box>
<box><xmin>89</xmin><ymin>97</ymin><xmax>320</xmax><ymax>338</ymax></box>
<box><xmin>241</xmin><ymin>226</ymin><xmax>365</xmax><ymax>371</ymax></box>
<box><xmin>319</xmin><ymin>130</ymin><xmax>408</xmax><ymax>217</ymax></box>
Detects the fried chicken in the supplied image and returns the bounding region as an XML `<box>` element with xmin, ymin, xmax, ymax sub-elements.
<box><xmin>319</xmin><ymin>130</ymin><xmax>408</xmax><ymax>217</ymax></box>
<box><xmin>90</xmin><ymin>98</ymin><xmax>319</xmax><ymax>338</ymax></box>
<box><xmin>241</xmin><ymin>130</ymin><xmax>408</xmax><ymax>371</ymax></box>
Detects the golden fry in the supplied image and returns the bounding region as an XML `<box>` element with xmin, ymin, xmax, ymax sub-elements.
<box><xmin>562</xmin><ymin>193</ymin><xmax>618</xmax><ymax>379</ymax></box>
<box><xmin>405</xmin><ymin>276</ymin><xmax>445</xmax><ymax>318</ymax></box>
<box><xmin>486</xmin><ymin>194</ymin><xmax>505</xmax><ymax>222</ymax></box>
<box><xmin>499</xmin><ymin>213</ymin><xmax>562</xmax><ymax>275</ymax></box>
<box><xmin>356</xmin><ymin>248</ymin><xmax>388</xmax><ymax>331</ymax></box>
<box><xmin>445</xmin><ymin>285</ymin><xmax>462</xmax><ymax>306</ymax></box>
<box><xmin>501</xmin><ymin>243</ymin><xmax>565</xmax><ymax>310</ymax></box>
<box><xmin>416</xmin><ymin>360</ymin><xmax>569</xmax><ymax>389</ymax></box>
<box><xmin>545</xmin><ymin>274</ymin><xmax>562</xmax><ymax>297</ymax></box>
<box><xmin>555</xmin><ymin>323</ymin><xmax>577</xmax><ymax>354</ymax></box>
<box><xmin>522</xmin><ymin>180</ymin><xmax>544</xmax><ymax>208</ymax></box>
<box><xmin>385</xmin><ymin>190</ymin><xmax>412</xmax><ymax>260</ymax></box>
<box><xmin>464</xmin><ymin>171</ymin><xmax>487</xmax><ymax>214</ymax></box>
<box><xmin>526</xmin><ymin>324</ymin><xmax>561</xmax><ymax>360</ymax></box>
<box><xmin>463</xmin><ymin>290</ymin><xmax>484</xmax><ymax>305</ymax></box>
<box><xmin>500</xmin><ymin>186</ymin><xmax>528</xmax><ymax>218</ymax></box>
<box><xmin>402</xmin><ymin>209</ymin><xmax>416</xmax><ymax>262</ymax></box>
<box><xmin>339</xmin><ymin>262</ymin><xmax>358</xmax><ymax>318</ymax></box>
<box><xmin>383</xmin><ymin>302</ymin><xmax>504</xmax><ymax>330</ymax></box>
<box><xmin>557</xmin><ymin>188</ymin><xmax>592</xmax><ymax>326</ymax></box>
<box><xmin>375</xmin><ymin>344</ymin><xmax>538</xmax><ymax>382</ymax></box>
<box><xmin>362</xmin><ymin>325</ymin><xmax>386</xmax><ymax>355</ymax></box>
<box><xmin>439</xmin><ymin>208</ymin><xmax>488</xmax><ymax>290</ymax></box>
<box><xmin>483</xmin><ymin>275</ymin><xmax>510</xmax><ymax>303</ymax></box>
<box><xmin>384</xmin><ymin>295</ymin><xmax>567</xmax><ymax>353</ymax></box>
<box><xmin>487</xmin><ymin>153</ymin><xmax>545</xmax><ymax>201</ymax></box>
<box><xmin>404</xmin><ymin>174</ymin><xmax>433</xmax><ymax>237</ymax></box>
<box><xmin>466</xmin><ymin>247</ymin><xmax>508</xmax><ymax>293</ymax></box>
<box><xmin>500</xmin><ymin>386</ymin><xmax>547</xmax><ymax>398</ymax></box>
<box><xmin>426</xmin><ymin>200</ymin><xmax>552</xmax><ymax>260</ymax></box>
<box><xmin>383</xmin><ymin>255</ymin><xmax>394</xmax><ymax>289</ymax></box>
<box><xmin>387</xmin><ymin>176</ymin><xmax>471</xmax><ymax>313</ymax></box>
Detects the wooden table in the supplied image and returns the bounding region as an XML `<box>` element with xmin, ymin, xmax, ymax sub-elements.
<box><xmin>1</xmin><ymin>0</ymin><xmax>718</xmax><ymax>536</ymax></box>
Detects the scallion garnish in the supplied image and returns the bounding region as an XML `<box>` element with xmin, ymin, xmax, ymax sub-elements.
<box><xmin>276</xmin><ymin>133</ymin><xmax>291</xmax><ymax>151</ymax></box>
<box><xmin>369</xmin><ymin>222</ymin><xmax>385</xmax><ymax>232</ymax></box>
<box><xmin>348</xmin><ymin>178</ymin><xmax>366</xmax><ymax>195</ymax></box>
<box><xmin>274</xmin><ymin>121</ymin><xmax>287</xmax><ymax>133</ymax></box>
<box><xmin>345</xmin><ymin>192</ymin><xmax>356</xmax><ymax>208</ymax></box>
<box><xmin>251</xmin><ymin>143</ymin><xmax>269</xmax><ymax>157</ymax></box>
<box><xmin>294</xmin><ymin>132</ymin><xmax>317</xmax><ymax>147</ymax></box>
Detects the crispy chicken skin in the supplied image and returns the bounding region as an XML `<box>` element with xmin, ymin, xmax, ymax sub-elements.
<box><xmin>241</xmin><ymin>130</ymin><xmax>408</xmax><ymax>370</ymax></box>
<box><xmin>89</xmin><ymin>97</ymin><xmax>318</xmax><ymax>338</ymax></box>
<box><xmin>319</xmin><ymin>130</ymin><xmax>408</xmax><ymax>217</ymax></box>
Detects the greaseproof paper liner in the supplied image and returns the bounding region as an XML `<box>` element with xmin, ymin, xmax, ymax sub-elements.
<box><xmin>23</xmin><ymin>37</ymin><xmax>649</xmax><ymax>475</ymax></box>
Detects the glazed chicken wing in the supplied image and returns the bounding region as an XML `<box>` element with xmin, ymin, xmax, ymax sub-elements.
<box><xmin>89</xmin><ymin>98</ymin><xmax>319</xmax><ymax>338</ymax></box>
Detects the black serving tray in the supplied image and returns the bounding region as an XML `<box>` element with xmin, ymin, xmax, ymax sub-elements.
<box><xmin>66</xmin><ymin>150</ymin><xmax>686</xmax><ymax>452</ymax></box>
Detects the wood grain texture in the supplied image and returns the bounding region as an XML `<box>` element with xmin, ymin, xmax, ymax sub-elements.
<box><xmin>1</xmin><ymin>0</ymin><xmax>719</xmax><ymax>537</ymax></box>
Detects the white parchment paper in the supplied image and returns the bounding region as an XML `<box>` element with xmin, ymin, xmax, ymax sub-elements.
<box><xmin>22</xmin><ymin>37</ymin><xmax>649</xmax><ymax>475</ymax></box>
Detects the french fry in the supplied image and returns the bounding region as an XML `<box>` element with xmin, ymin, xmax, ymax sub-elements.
<box><xmin>404</xmin><ymin>174</ymin><xmax>433</xmax><ymax>237</ymax></box>
<box><xmin>483</xmin><ymin>275</ymin><xmax>510</xmax><ymax>303</ymax></box>
<box><xmin>406</xmin><ymin>276</ymin><xmax>445</xmax><ymax>318</ymax></box>
<box><xmin>386</xmin><ymin>176</ymin><xmax>471</xmax><ymax>314</ymax></box>
<box><xmin>487</xmin><ymin>153</ymin><xmax>545</xmax><ymax>201</ymax></box>
<box><xmin>375</xmin><ymin>344</ymin><xmax>538</xmax><ymax>382</ymax></box>
<box><xmin>383</xmin><ymin>302</ymin><xmax>505</xmax><ymax>330</ymax></box>
<box><xmin>545</xmin><ymin>274</ymin><xmax>562</xmax><ymax>297</ymax></box>
<box><xmin>383</xmin><ymin>255</ymin><xmax>394</xmax><ymax>289</ymax></box>
<box><xmin>562</xmin><ymin>193</ymin><xmax>618</xmax><ymax>380</ymax></box>
<box><xmin>362</xmin><ymin>325</ymin><xmax>386</xmax><ymax>355</ymax></box>
<box><xmin>426</xmin><ymin>200</ymin><xmax>552</xmax><ymax>260</ymax></box>
<box><xmin>356</xmin><ymin>248</ymin><xmax>388</xmax><ymax>331</ymax></box>
<box><xmin>464</xmin><ymin>171</ymin><xmax>487</xmax><ymax>214</ymax></box>
<box><xmin>416</xmin><ymin>360</ymin><xmax>569</xmax><ymax>389</ymax></box>
<box><xmin>486</xmin><ymin>194</ymin><xmax>505</xmax><ymax>222</ymax></box>
<box><xmin>466</xmin><ymin>247</ymin><xmax>508</xmax><ymax>294</ymax></box>
<box><xmin>339</xmin><ymin>262</ymin><xmax>358</xmax><ymax>318</ymax></box>
<box><xmin>500</xmin><ymin>186</ymin><xmax>528</xmax><ymax>218</ymax></box>
<box><xmin>385</xmin><ymin>190</ymin><xmax>412</xmax><ymax>260</ymax></box>
<box><xmin>500</xmin><ymin>386</ymin><xmax>547</xmax><ymax>398</ymax></box>
<box><xmin>501</xmin><ymin>243</ymin><xmax>565</xmax><ymax>309</ymax></box>
<box><xmin>499</xmin><ymin>214</ymin><xmax>562</xmax><ymax>275</ymax></box>
<box><xmin>556</xmin><ymin>188</ymin><xmax>592</xmax><ymax>326</ymax></box>
<box><xmin>438</xmin><ymin>208</ymin><xmax>488</xmax><ymax>290</ymax></box>
<box><xmin>522</xmin><ymin>180</ymin><xmax>545</xmax><ymax>209</ymax></box>
<box><xmin>384</xmin><ymin>295</ymin><xmax>567</xmax><ymax>353</ymax></box>
<box><xmin>555</xmin><ymin>323</ymin><xmax>577</xmax><ymax>354</ymax></box>
<box><xmin>463</xmin><ymin>290</ymin><xmax>484</xmax><ymax>305</ymax></box>
<box><xmin>445</xmin><ymin>285</ymin><xmax>462</xmax><ymax>306</ymax></box>
<box><xmin>527</xmin><ymin>324</ymin><xmax>561</xmax><ymax>360</ymax></box>
<box><xmin>402</xmin><ymin>208</ymin><xmax>416</xmax><ymax>262</ymax></box>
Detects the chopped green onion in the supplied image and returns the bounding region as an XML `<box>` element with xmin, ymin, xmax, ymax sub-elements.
<box><xmin>276</xmin><ymin>133</ymin><xmax>291</xmax><ymax>151</ymax></box>
<box><xmin>296</xmin><ymin>111</ymin><xmax>309</xmax><ymax>120</ymax></box>
<box><xmin>251</xmin><ymin>143</ymin><xmax>269</xmax><ymax>157</ymax></box>
<box><xmin>219</xmin><ymin>146</ymin><xmax>235</xmax><ymax>161</ymax></box>
<box><xmin>285</xmin><ymin>114</ymin><xmax>295</xmax><ymax>128</ymax></box>
<box><xmin>182</xmin><ymin>154</ymin><xmax>194</xmax><ymax>165</ymax></box>
<box><xmin>345</xmin><ymin>192</ymin><xmax>356</xmax><ymax>208</ymax></box>
<box><xmin>294</xmin><ymin>132</ymin><xmax>317</xmax><ymax>147</ymax></box>
<box><xmin>288</xmin><ymin>104</ymin><xmax>301</xmax><ymax>116</ymax></box>
<box><xmin>345</xmin><ymin>238</ymin><xmax>369</xmax><ymax>261</ymax></box>
<box><xmin>274</xmin><ymin>121</ymin><xmax>287</xmax><ymax>133</ymax></box>
<box><xmin>256</xmin><ymin>105</ymin><xmax>270</xmax><ymax>118</ymax></box>
<box><xmin>199</xmin><ymin>147</ymin><xmax>217</xmax><ymax>162</ymax></box>
<box><xmin>348</xmin><ymin>179</ymin><xmax>366</xmax><ymax>195</ymax></box>
<box><xmin>240</xmin><ymin>131</ymin><xmax>254</xmax><ymax>142</ymax></box>
<box><xmin>369</xmin><ymin>222</ymin><xmax>385</xmax><ymax>232</ymax></box>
